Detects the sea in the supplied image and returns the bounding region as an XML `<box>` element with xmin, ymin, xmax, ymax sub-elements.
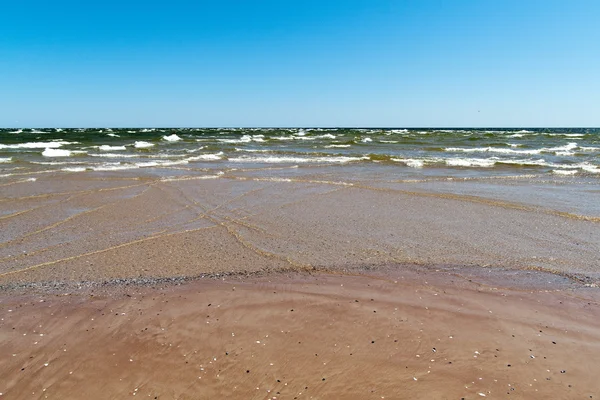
<box><xmin>1</xmin><ymin>128</ymin><xmax>598</xmax><ymax>178</ymax></box>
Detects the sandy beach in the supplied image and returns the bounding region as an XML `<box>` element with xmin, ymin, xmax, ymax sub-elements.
<box><xmin>1</xmin><ymin>164</ymin><xmax>599</xmax><ymax>399</ymax></box>
<box><xmin>1</xmin><ymin>267</ymin><xmax>599</xmax><ymax>399</ymax></box>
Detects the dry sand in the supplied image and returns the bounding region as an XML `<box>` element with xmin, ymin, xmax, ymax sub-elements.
<box><xmin>1</xmin><ymin>267</ymin><xmax>599</xmax><ymax>399</ymax></box>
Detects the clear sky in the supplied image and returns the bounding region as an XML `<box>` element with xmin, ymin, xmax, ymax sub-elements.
<box><xmin>1</xmin><ymin>0</ymin><xmax>598</xmax><ymax>127</ymax></box>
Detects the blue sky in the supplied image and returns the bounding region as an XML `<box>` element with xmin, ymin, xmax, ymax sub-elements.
<box><xmin>1</xmin><ymin>0</ymin><xmax>598</xmax><ymax>127</ymax></box>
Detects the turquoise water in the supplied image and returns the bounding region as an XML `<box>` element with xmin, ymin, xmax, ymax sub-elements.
<box><xmin>0</xmin><ymin>128</ymin><xmax>598</xmax><ymax>177</ymax></box>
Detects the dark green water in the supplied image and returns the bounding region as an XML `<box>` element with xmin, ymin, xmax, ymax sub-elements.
<box><xmin>1</xmin><ymin>128</ymin><xmax>599</xmax><ymax>177</ymax></box>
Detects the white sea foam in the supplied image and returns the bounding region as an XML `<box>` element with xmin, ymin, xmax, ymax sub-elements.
<box><xmin>89</xmin><ymin>153</ymin><xmax>142</xmax><ymax>158</ymax></box>
<box><xmin>217</xmin><ymin>135</ymin><xmax>252</xmax><ymax>144</ymax></box>
<box><xmin>163</xmin><ymin>134</ymin><xmax>182</xmax><ymax>142</ymax></box>
<box><xmin>134</xmin><ymin>141</ymin><xmax>155</xmax><ymax>148</ymax></box>
<box><xmin>188</xmin><ymin>152</ymin><xmax>224</xmax><ymax>161</ymax></box>
<box><xmin>271</xmin><ymin>136</ymin><xmax>294</xmax><ymax>141</ymax></box>
<box><xmin>135</xmin><ymin>159</ymin><xmax>189</xmax><ymax>168</ymax></box>
<box><xmin>445</xmin><ymin>158</ymin><xmax>496</xmax><ymax>167</ymax></box>
<box><xmin>0</xmin><ymin>141</ymin><xmax>74</xmax><ymax>149</ymax></box>
<box><xmin>31</xmin><ymin>160</ymin><xmax>88</xmax><ymax>165</ymax></box>
<box><xmin>552</xmin><ymin>169</ymin><xmax>578</xmax><ymax>175</ymax></box>
<box><xmin>73</xmin><ymin>159</ymin><xmax>190</xmax><ymax>172</ymax></box>
<box><xmin>107</xmin><ymin>133</ymin><xmax>120</xmax><ymax>137</ymax></box>
<box><xmin>62</xmin><ymin>167</ymin><xmax>87</xmax><ymax>172</ymax></box>
<box><xmin>228</xmin><ymin>155</ymin><xmax>366</xmax><ymax>164</ymax></box>
<box><xmin>445</xmin><ymin>146</ymin><xmax>542</xmax><ymax>155</ymax></box>
<box><xmin>161</xmin><ymin>172</ymin><xmax>225</xmax><ymax>182</ymax></box>
<box><xmin>42</xmin><ymin>148</ymin><xmax>72</xmax><ymax>157</ymax></box>
<box><xmin>361</xmin><ymin>137</ymin><xmax>373</xmax><ymax>143</ymax></box>
<box><xmin>443</xmin><ymin>146</ymin><xmax>575</xmax><ymax>155</ymax></box>
<box><xmin>380</xmin><ymin>140</ymin><xmax>399</xmax><ymax>144</ymax></box>
<box><xmin>547</xmin><ymin>133</ymin><xmax>585</xmax><ymax>137</ymax></box>
<box><xmin>9</xmin><ymin>129</ymin><xmax>23</xmax><ymax>134</ymax></box>
<box><xmin>235</xmin><ymin>148</ymin><xmax>271</xmax><ymax>152</ymax></box>
<box><xmin>581</xmin><ymin>164</ymin><xmax>600</xmax><ymax>174</ymax></box>
<box><xmin>547</xmin><ymin>142</ymin><xmax>578</xmax><ymax>152</ymax></box>
<box><xmin>391</xmin><ymin>158</ymin><xmax>426</xmax><ymax>168</ymax></box>
<box><xmin>0</xmin><ymin>157</ymin><xmax>12</xmax><ymax>163</ymax></box>
<box><xmin>98</xmin><ymin>145</ymin><xmax>127</xmax><ymax>151</ymax></box>
<box><xmin>316</xmin><ymin>134</ymin><xmax>336</xmax><ymax>139</ymax></box>
<box><xmin>324</xmin><ymin>144</ymin><xmax>352</xmax><ymax>148</ymax></box>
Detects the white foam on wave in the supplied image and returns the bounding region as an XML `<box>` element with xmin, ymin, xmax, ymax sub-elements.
<box><xmin>187</xmin><ymin>152</ymin><xmax>224</xmax><ymax>161</ymax></box>
<box><xmin>98</xmin><ymin>145</ymin><xmax>127</xmax><ymax>151</ymax></box>
<box><xmin>163</xmin><ymin>134</ymin><xmax>182</xmax><ymax>142</ymax></box>
<box><xmin>228</xmin><ymin>155</ymin><xmax>367</xmax><ymax>164</ymax></box>
<box><xmin>0</xmin><ymin>157</ymin><xmax>12</xmax><ymax>163</ymax></box>
<box><xmin>9</xmin><ymin>129</ymin><xmax>23</xmax><ymax>134</ymax></box>
<box><xmin>547</xmin><ymin>142</ymin><xmax>578</xmax><ymax>152</ymax></box>
<box><xmin>62</xmin><ymin>167</ymin><xmax>87</xmax><ymax>172</ymax></box>
<box><xmin>31</xmin><ymin>160</ymin><xmax>88</xmax><ymax>165</ymax></box>
<box><xmin>316</xmin><ymin>134</ymin><xmax>336</xmax><ymax>139</ymax></box>
<box><xmin>69</xmin><ymin>159</ymin><xmax>191</xmax><ymax>172</ymax></box>
<box><xmin>445</xmin><ymin>158</ymin><xmax>496</xmax><ymax>167</ymax></box>
<box><xmin>89</xmin><ymin>153</ymin><xmax>142</xmax><ymax>158</ymax></box>
<box><xmin>134</xmin><ymin>141</ymin><xmax>155</xmax><ymax>148</ymax></box>
<box><xmin>42</xmin><ymin>148</ymin><xmax>72</xmax><ymax>157</ymax></box>
<box><xmin>217</xmin><ymin>135</ymin><xmax>252</xmax><ymax>144</ymax></box>
<box><xmin>161</xmin><ymin>172</ymin><xmax>225</xmax><ymax>182</ymax></box>
<box><xmin>389</xmin><ymin>129</ymin><xmax>409</xmax><ymax>134</ymax></box>
<box><xmin>0</xmin><ymin>141</ymin><xmax>74</xmax><ymax>149</ymax></box>
<box><xmin>445</xmin><ymin>146</ymin><xmax>542</xmax><ymax>155</ymax></box>
<box><xmin>324</xmin><ymin>144</ymin><xmax>352</xmax><ymax>148</ymax></box>
<box><xmin>391</xmin><ymin>158</ymin><xmax>427</xmax><ymax>168</ymax></box>
<box><xmin>445</xmin><ymin>145</ymin><xmax>579</xmax><ymax>156</ymax></box>
<box><xmin>547</xmin><ymin>133</ymin><xmax>585</xmax><ymax>137</ymax></box>
<box><xmin>552</xmin><ymin>169</ymin><xmax>578</xmax><ymax>175</ymax></box>
<box><xmin>380</xmin><ymin>140</ymin><xmax>399</xmax><ymax>144</ymax></box>
<box><xmin>235</xmin><ymin>148</ymin><xmax>271</xmax><ymax>152</ymax></box>
<box><xmin>581</xmin><ymin>164</ymin><xmax>600</xmax><ymax>174</ymax></box>
<box><xmin>135</xmin><ymin>159</ymin><xmax>189</xmax><ymax>168</ymax></box>
<box><xmin>107</xmin><ymin>133</ymin><xmax>120</xmax><ymax>137</ymax></box>
<box><xmin>361</xmin><ymin>137</ymin><xmax>373</xmax><ymax>143</ymax></box>
<box><xmin>183</xmin><ymin>146</ymin><xmax>205</xmax><ymax>153</ymax></box>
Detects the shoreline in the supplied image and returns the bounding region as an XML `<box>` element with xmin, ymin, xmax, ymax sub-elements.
<box><xmin>0</xmin><ymin>261</ymin><xmax>595</xmax><ymax>295</ymax></box>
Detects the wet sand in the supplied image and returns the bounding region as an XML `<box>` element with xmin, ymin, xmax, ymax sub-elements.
<box><xmin>1</xmin><ymin>169</ymin><xmax>600</xmax><ymax>399</ymax></box>
<box><xmin>1</xmin><ymin>170</ymin><xmax>599</xmax><ymax>286</ymax></box>
<box><xmin>1</xmin><ymin>268</ymin><xmax>599</xmax><ymax>399</ymax></box>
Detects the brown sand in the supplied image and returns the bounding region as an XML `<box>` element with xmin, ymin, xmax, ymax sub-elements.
<box><xmin>1</xmin><ymin>169</ymin><xmax>599</xmax><ymax>399</ymax></box>
<box><xmin>1</xmin><ymin>268</ymin><xmax>599</xmax><ymax>399</ymax></box>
